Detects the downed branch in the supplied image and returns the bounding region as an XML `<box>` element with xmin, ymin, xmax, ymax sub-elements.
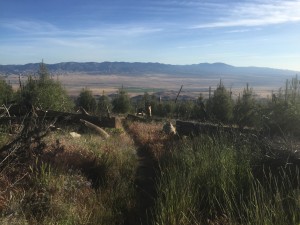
<box><xmin>80</xmin><ymin>119</ymin><xmax>110</xmax><ymax>139</ymax></box>
<box><xmin>1</xmin><ymin>104</ymin><xmax>121</xmax><ymax>129</ymax></box>
<box><xmin>126</xmin><ymin>114</ymin><xmax>147</xmax><ymax>122</ymax></box>
<box><xmin>0</xmin><ymin>113</ymin><xmax>55</xmax><ymax>167</ymax></box>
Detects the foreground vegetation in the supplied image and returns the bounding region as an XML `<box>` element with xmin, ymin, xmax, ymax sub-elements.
<box><xmin>0</xmin><ymin>126</ymin><xmax>137</xmax><ymax>224</ymax></box>
<box><xmin>156</xmin><ymin>134</ymin><xmax>300</xmax><ymax>224</ymax></box>
<box><xmin>126</xmin><ymin>122</ymin><xmax>300</xmax><ymax>225</ymax></box>
<box><xmin>1</xmin><ymin>119</ymin><xmax>300</xmax><ymax>224</ymax></box>
<box><xmin>0</xmin><ymin>63</ymin><xmax>299</xmax><ymax>224</ymax></box>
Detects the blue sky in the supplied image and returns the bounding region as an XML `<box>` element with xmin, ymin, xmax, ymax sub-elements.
<box><xmin>0</xmin><ymin>0</ymin><xmax>300</xmax><ymax>70</ymax></box>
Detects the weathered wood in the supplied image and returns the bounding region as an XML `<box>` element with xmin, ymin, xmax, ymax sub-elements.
<box><xmin>163</xmin><ymin>121</ymin><xmax>176</xmax><ymax>135</ymax></box>
<box><xmin>126</xmin><ymin>114</ymin><xmax>147</xmax><ymax>122</ymax></box>
<box><xmin>2</xmin><ymin>104</ymin><xmax>28</xmax><ymax>117</ymax></box>
<box><xmin>0</xmin><ymin>105</ymin><xmax>120</xmax><ymax>129</ymax></box>
<box><xmin>175</xmin><ymin>85</ymin><xmax>183</xmax><ymax>104</ymax></box>
<box><xmin>0</xmin><ymin>105</ymin><xmax>11</xmax><ymax>117</ymax></box>
<box><xmin>80</xmin><ymin>119</ymin><xmax>110</xmax><ymax>139</ymax></box>
<box><xmin>176</xmin><ymin>120</ymin><xmax>256</xmax><ymax>136</ymax></box>
<box><xmin>78</xmin><ymin>107</ymin><xmax>90</xmax><ymax>116</ymax></box>
<box><xmin>35</xmin><ymin>109</ymin><xmax>120</xmax><ymax>128</ymax></box>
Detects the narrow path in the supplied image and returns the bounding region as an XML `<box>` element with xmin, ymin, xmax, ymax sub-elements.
<box><xmin>123</xmin><ymin>120</ymin><xmax>164</xmax><ymax>225</ymax></box>
<box><xmin>134</xmin><ymin>146</ymin><xmax>158</xmax><ymax>225</ymax></box>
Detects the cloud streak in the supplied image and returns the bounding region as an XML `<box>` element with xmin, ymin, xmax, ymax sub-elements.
<box><xmin>3</xmin><ymin>20</ymin><xmax>161</xmax><ymax>34</ymax></box>
<box><xmin>0</xmin><ymin>19</ymin><xmax>163</xmax><ymax>46</ymax></box>
<box><xmin>1</xmin><ymin>20</ymin><xmax>59</xmax><ymax>34</ymax></box>
<box><xmin>191</xmin><ymin>0</ymin><xmax>300</xmax><ymax>29</ymax></box>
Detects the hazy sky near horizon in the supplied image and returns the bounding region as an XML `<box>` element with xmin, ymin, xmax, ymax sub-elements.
<box><xmin>0</xmin><ymin>0</ymin><xmax>300</xmax><ymax>71</ymax></box>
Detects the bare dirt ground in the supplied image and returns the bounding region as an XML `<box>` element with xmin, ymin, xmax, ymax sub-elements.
<box><xmin>6</xmin><ymin>73</ymin><xmax>281</xmax><ymax>99</ymax></box>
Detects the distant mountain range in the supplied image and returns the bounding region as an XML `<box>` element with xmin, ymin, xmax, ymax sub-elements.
<box><xmin>0</xmin><ymin>62</ymin><xmax>298</xmax><ymax>79</ymax></box>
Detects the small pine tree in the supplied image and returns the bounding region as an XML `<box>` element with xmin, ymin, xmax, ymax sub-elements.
<box><xmin>98</xmin><ymin>94</ymin><xmax>112</xmax><ymax>116</ymax></box>
<box><xmin>148</xmin><ymin>94</ymin><xmax>160</xmax><ymax>116</ymax></box>
<box><xmin>76</xmin><ymin>88</ymin><xmax>97</xmax><ymax>113</ymax></box>
<box><xmin>192</xmin><ymin>94</ymin><xmax>207</xmax><ymax>120</ymax></box>
<box><xmin>176</xmin><ymin>100</ymin><xmax>194</xmax><ymax>119</ymax></box>
<box><xmin>163</xmin><ymin>101</ymin><xmax>176</xmax><ymax>118</ymax></box>
<box><xmin>264</xmin><ymin>75</ymin><xmax>300</xmax><ymax>135</ymax></box>
<box><xmin>112</xmin><ymin>89</ymin><xmax>131</xmax><ymax>114</ymax></box>
<box><xmin>234</xmin><ymin>84</ymin><xmax>258</xmax><ymax>128</ymax></box>
<box><xmin>17</xmin><ymin>62</ymin><xmax>74</xmax><ymax>111</ymax></box>
<box><xmin>0</xmin><ymin>79</ymin><xmax>13</xmax><ymax>105</ymax></box>
<box><xmin>206</xmin><ymin>81</ymin><xmax>233</xmax><ymax>123</ymax></box>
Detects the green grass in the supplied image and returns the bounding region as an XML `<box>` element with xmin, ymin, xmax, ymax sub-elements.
<box><xmin>1</xmin><ymin>123</ymin><xmax>299</xmax><ymax>224</ymax></box>
<box><xmin>154</xmin><ymin>134</ymin><xmax>300</xmax><ymax>225</ymax></box>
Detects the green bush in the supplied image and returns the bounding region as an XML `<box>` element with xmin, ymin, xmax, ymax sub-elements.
<box><xmin>76</xmin><ymin>88</ymin><xmax>97</xmax><ymax>113</ymax></box>
<box><xmin>263</xmin><ymin>75</ymin><xmax>300</xmax><ymax>136</ymax></box>
<box><xmin>0</xmin><ymin>78</ymin><xmax>13</xmax><ymax>105</ymax></box>
<box><xmin>17</xmin><ymin>62</ymin><xmax>74</xmax><ymax>111</ymax></box>
<box><xmin>234</xmin><ymin>84</ymin><xmax>260</xmax><ymax>128</ymax></box>
<box><xmin>98</xmin><ymin>94</ymin><xmax>112</xmax><ymax>116</ymax></box>
<box><xmin>112</xmin><ymin>89</ymin><xmax>131</xmax><ymax>114</ymax></box>
<box><xmin>207</xmin><ymin>81</ymin><xmax>233</xmax><ymax>123</ymax></box>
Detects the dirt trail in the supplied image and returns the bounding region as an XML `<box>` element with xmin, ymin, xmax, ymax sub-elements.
<box><xmin>133</xmin><ymin>146</ymin><xmax>158</xmax><ymax>225</ymax></box>
<box><xmin>123</xmin><ymin>121</ymin><xmax>166</xmax><ymax>225</ymax></box>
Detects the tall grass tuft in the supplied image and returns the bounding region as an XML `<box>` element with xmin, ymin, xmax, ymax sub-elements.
<box><xmin>154</xmin><ymin>133</ymin><xmax>300</xmax><ymax>225</ymax></box>
<box><xmin>0</xmin><ymin>129</ymin><xmax>138</xmax><ymax>225</ymax></box>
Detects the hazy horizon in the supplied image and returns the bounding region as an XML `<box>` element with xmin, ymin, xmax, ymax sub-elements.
<box><xmin>1</xmin><ymin>61</ymin><xmax>300</xmax><ymax>73</ymax></box>
<box><xmin>1</xmin><ymin>0</ymin><xmax>300</xmax><ymax>71</ymax></box>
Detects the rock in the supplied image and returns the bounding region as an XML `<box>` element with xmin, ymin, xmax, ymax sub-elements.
<box><xmin>70</xmin><ymin>132</ymin><xmax>81</xmax><ymax>138</ymax></box>
<box><xmin>163</xmin><ymin>121</ymin><xmax>176</xmax><ymax>135</ymax></box>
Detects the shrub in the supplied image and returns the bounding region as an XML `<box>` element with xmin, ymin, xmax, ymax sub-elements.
<box><xmin>207</xmin><ymin>81</ymin><xmax>233</xmax><ymax>123</ymax></box>
<box><xmin>263</xmin><ymin>75</ymin><xmax>300</xmax><ymax>136</ymax></box>
<box><xmin>17</xmin><ymin>62</ymin><xmax>74</xmax><ymax>111</ymax></box>
<box><xmin>112</xmin><ymin>89</ymin><xmax>131</xmax><ymax>114</ymax></box>
<box><xmin>0</xmin><ymin>79</ymin><xmax>13</xmax><ymax>105</ymax></box>
<box><xmin>234</xmin><ymin>84</ymin><xmax>260</xmax><ymax>128</ymax></box>
<box><xmin>98</xmin><ymin>94</ymin><xmax>112</xmax><ymax>116</ymax></box>
<box><xmin>76</xmin><ymin>88</ymin><xmax>97</xmax><ymax>113</ymax></box>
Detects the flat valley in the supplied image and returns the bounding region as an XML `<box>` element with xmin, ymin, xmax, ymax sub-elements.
<box><xmin>1</xmin><ymin>62</ymin><xmax>299</xmax><ymax>99</ymax></box>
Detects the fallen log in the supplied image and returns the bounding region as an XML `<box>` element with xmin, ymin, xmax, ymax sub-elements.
<box><xmin>36</xmin><ymin>109</ymin><xmax>120</xmax><ymax>128</ymax></box>
<box><xmin>1</xmin><ymin>104</ymin><xmax>121</xmax><ymax>129</ymax></box>
<box><xmin>126</xmin><ymin>114</ymin><xmax>147</xmax><ymax>122</ymax></box>
<box><xmin>176</xmin><ymin>120</ymin><xmax>257</xmax><ymax>136</ymax></box>
<box><xmin>80</xmin><ymin>119</ymin><xmax>110</xmax><ymax>139</ymax></box>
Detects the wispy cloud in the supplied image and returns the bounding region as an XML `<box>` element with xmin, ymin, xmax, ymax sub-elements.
<box><xmin>0</xmin><ymin>19</ymin><xmax>163</xmax><ymax>44</ymax></box>
<box><xmin>1</xmin><ymin>19</ymin><xmax>162</xmax><ymax>34</ymax></box>
<box><xmin>225</xmin><ymin>29</ymin><xmax>252</xmax><ymax>33</ymax></box>
<box><xmin>191</xmin><ymin>0</ymin><xmax>300</xmax><ymax>29</ymax></box>
<box><xmin>176</xmin><ymin>43</ymin><xmax>213</xmax><ymax>49</ymax></box>
<box><xmin>83</xmin><ymin>25</ymin><xmax>163</xmax><ymax>37</ymax></box>
<box><xmin>0</xmin><ymin>20</ymin><xmax>59</xmax><ymax>34</ymax></box>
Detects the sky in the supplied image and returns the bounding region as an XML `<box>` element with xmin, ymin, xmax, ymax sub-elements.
<box><xmin>0</xmin><ymin>0</ymin><xmax>300</xmax><ymax>71</ymax></box>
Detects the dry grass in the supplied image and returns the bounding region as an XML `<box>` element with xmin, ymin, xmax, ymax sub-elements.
<box><xmin>2</xmin><ymin>120</ymin><xmax>298</xmax><ymax>224</ymax></box>
<box><xmin>126</xmin><ymin>121</ymin><xmax>170</xmax><ymax>159</ymax></box>
<box><xmin>0</xmin><ymin>127</ymin><xmax>137</xmax><ymax>224</ymax></box>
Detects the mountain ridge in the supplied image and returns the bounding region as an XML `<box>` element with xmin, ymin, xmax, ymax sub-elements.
<box><xmin>0</xmin><ymin>62</ymin><xmax>298</xmax><ymax>78</ymax></box>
